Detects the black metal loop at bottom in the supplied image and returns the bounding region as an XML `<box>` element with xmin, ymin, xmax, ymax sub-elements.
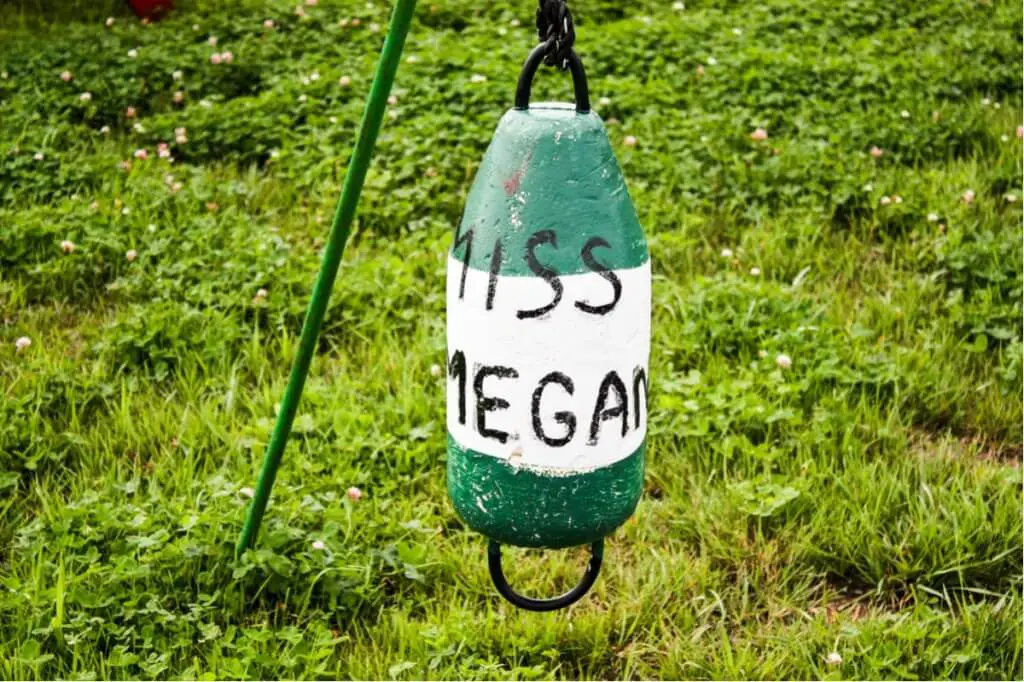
<box><xmin>487</xmin><ymin>538</ymin><xmax>603</xmax><ymax>612</ymax></box>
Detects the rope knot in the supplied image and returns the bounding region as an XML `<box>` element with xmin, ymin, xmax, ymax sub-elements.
<box><xmin>535</xmin><ymin>0</ymin><xmax>575</xmax><ymax>70</ymax></box>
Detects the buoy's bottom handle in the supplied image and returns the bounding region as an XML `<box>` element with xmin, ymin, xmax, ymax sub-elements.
<box><xmin>487</xmin><ymin>538</ymin><xmax>603</xmax><ymax>611</ymax></box>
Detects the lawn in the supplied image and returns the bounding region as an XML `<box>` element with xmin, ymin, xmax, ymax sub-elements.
<box><xmin>0</xmin><ymin>0</ymin><xmax>1022</xmax><ymax>679</ymax></box>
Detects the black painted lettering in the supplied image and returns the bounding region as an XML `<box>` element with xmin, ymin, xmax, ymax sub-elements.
<box><xmin>447</xmin><ymin>350</ymin><xmax>467</xmax><ymax>425</ymax></box>
<box><xmin>474</xmin><ymin>364</ymin><xmax>519</xmax><ymax>443</ymax></box>
<box><xmin>517</xmin><ymin>230</ymin><xmax>563</xmax><ymax>319</ymax></box>
<box><xmin>632</xmin><ymin>366</ymin><xmax>647</xmax><ymax>430</ymax></box>
<box><xmin>575</xmin><ymin>237</ymin><xmax>622</xmax><ymax>315</ymax></box>
<box><xmin>486</xmin><ymin>238</ymin><xmax>503</xmax><ymax>310</ymax></box>
<box><xmin>589</xmin><ymin>370</ymin><xmax>629</xmax><ymax>444</ymax></box>
<box><xmin>531</xmin><ymin>372</ymin><xmax>576</xmax><ymax>447</ymax></box>
<box><xmin>452</xmin><ymin>223</ymin><xmax>474</xmax><ymax>300</ymax></box>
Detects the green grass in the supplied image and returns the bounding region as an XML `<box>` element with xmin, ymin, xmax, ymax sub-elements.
<box><xmin>0</xmin><ymin>0</ymin><xmax>1021</xmax><ymax>678</ymax></box>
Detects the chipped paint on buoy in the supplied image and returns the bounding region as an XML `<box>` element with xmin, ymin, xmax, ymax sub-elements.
<box><xmin>446</xmin><ymin>103</ymin><xmax>650</xmax><ymax>549</ymax></box>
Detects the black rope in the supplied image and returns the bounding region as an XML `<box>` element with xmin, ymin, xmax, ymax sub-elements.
<box><xmin>535</xmin><ymin>0</ymin><xmax>576</xmax><ymax>70</ymax></box>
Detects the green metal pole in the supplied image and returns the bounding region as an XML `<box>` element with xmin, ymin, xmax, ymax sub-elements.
<box><xmin>237</xmin><ymin>0</ymin><xmax>418</xmax><ymax>555</ymax></box>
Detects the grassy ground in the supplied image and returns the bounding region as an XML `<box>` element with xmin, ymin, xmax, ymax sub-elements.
<box><xmin>1</xmin><ymin>0</ymin><xmax>1021</xmax><ymax>679</ymax></box>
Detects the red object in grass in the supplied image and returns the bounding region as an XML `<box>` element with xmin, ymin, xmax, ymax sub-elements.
<box><xmin>128</xmin><ymin>0</ymin><xmax>174</xmax><ymax>20</ymax></box>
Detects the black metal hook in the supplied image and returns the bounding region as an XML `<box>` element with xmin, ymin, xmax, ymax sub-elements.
<box><xmin>514</xmin><ymin>40</ymin><xmax>591</xmax><ymax>113</ymax></box>
<box><xmin>487</xmin><ymin>538</ymin><xmax>603</xmax><ymax>612</ymax></box>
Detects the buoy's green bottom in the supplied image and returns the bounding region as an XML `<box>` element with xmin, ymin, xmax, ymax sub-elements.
<box><xmin>447</xmin><ymin>436</ymin><xmax>644</xmax><ymax>549</ymax></box>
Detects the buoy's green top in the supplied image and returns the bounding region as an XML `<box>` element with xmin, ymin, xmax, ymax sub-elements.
<box><xmin>447</xmin><ymin>102</ymin><xmax>650</xmax><ymax>549</ymax></box>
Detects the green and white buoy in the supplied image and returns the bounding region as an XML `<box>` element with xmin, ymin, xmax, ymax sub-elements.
<box><xmin>446</xmin><ymin>20</ymin><xmax>651</xmax><ymax>610</ymax></box>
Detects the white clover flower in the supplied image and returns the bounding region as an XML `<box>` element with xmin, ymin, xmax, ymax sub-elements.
<box><xmin>721</xmin><ymin>248</ymin><xmax>733</xmax><ymax>258</ymax></box>
<box><xmin>61</xmin><ymin>240</ymin><xmax>75</xmax><ymax>254</ymax></box>
<box><xmin>470</xmin><ymin>73</ymin><xmax>487</xmax><ymax>83</ymax></box>
<box><xmin>15</xmin><ymin>336</ymin><xmax>31</xmax><ymax>352</ymax></box>
<box><xmin>624</xmin><ymin>135</ymin><xmax>638</xmax><ymax>147</ymax></box>
<box><xmin>126</xmin><ymin>249</ymin><xmax>138</xmax><ymax>261</ymax></box>
<box><xmin>826</xmin><ymin>652</ymin><xmax>842</xmax><ymax>666</ymax></box>
<box><xmin>312</xmin><ymin>540</ymin><xmax>327</xmax><ymax>551</ymax></box>
<box><xmin>347</xmin><ymin>486</ymin><xmax>363</xmax><ymax>501</ymax></box>
<box><xmin>79</xmin><ymin>92</ymin><xmax>92</xmax><ymax>102</ymax></box>
<box><xmin>775</xmin><ymin>353</ymin><xmax>792</xmax><ymax>369</ymax></box>
<box><xmin>240</xmin><ymin>486</ymin><xmax>254</xmax><ymax>498</ymax></box>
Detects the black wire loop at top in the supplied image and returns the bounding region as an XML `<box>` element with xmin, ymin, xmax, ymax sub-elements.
<box><xmin>535</xmin><ymin>0</ymin><xmax>576</xmax><ymax>70</ymax></box>
<box><xmin>514</xmin><ymin>40</ymin><xmax>590</xmax><ymax>113</ymax></box>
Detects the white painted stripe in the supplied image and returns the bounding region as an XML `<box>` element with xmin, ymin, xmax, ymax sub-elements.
<box><xmin>446</xmin><ymin>255</ymin><xmax>651</xmax><ymax>472</ymax></box>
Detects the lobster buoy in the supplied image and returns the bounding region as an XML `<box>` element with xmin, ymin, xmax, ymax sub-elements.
<box><xmin>446</xmin><ymin>38</ymin><xmax>651</xmax><ymax>610</ymax></box>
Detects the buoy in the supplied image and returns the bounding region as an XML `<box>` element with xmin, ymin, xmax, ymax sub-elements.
<box><xmin>446</xmin><ymin>25</ymin><xmax>651</xmax><ymax>610</ymax></box>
